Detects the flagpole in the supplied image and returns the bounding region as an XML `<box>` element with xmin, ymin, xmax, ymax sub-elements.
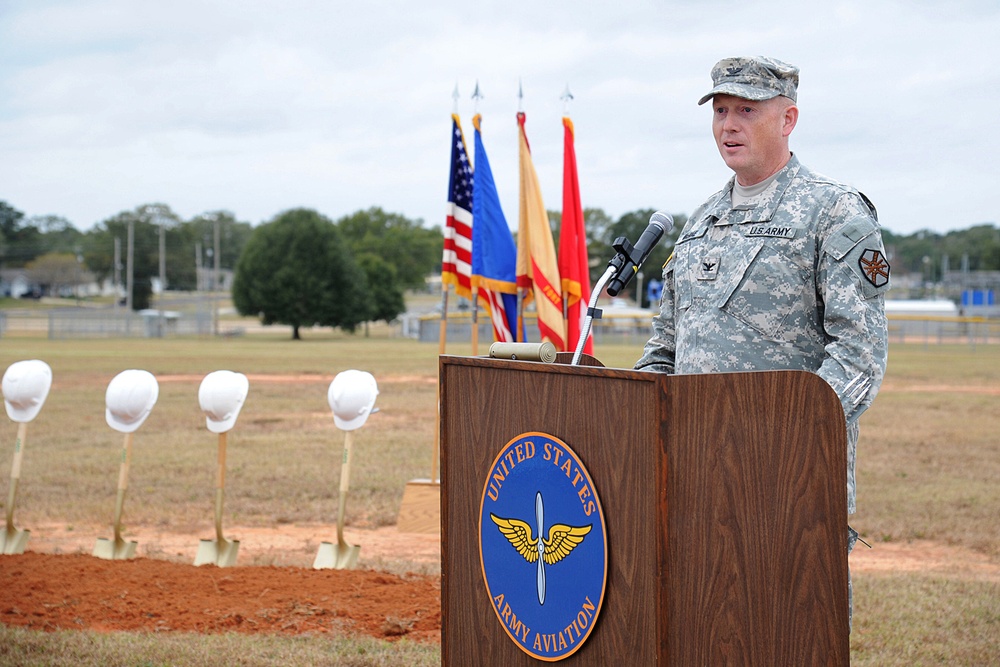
<box><xmin>559</xmin><ymin>84</ymin><xmax>574</xmax><ymax>350</ymax></box>
<box><xmin>516</xmin><ymin>86</ymin><xmax>566</xmax><ymax>351</ymax></box>
<box><xmin>438</xmin><ymin>85</ymin><xmax>463</xmax><ymax>357</ymax></box>
<box><xmin>514</xmin><ymin>287</ymin><xmax>528</xmax><ymax>343</ymax></box>
<box><xmin>468</xmin><ymin>83</ymin><xmax>485</xmax><ymax>356</ymax></box>
<box><xmin>433</xmin><ymin>85</ymin><xmax>464</xmax><ymax>483</ymax></box>
<box><xmin>470</xmin><ymin>288</ymin><xmax>480</xmax><ymax>354</ymax></box>
<box><xmin>438</xmin><ymin>286</ymin><xmax>449</xmax><ymax>354</ymax></box>
<box><xmin>516</xmin><ymin>79</ymin><xmax>525</xmax><ymax>343</ymax></box>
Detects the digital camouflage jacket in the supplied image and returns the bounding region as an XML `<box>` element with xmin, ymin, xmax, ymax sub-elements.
<box><xmin>635</xmin><ymin>155</ymin><xmax>890</xmax><ymax>513</ymax></box>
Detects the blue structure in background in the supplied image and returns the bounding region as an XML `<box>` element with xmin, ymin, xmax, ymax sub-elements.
<box><xmin>962</xmin><ymin>289</ymin><xmax>995</xmax><ymax>307</ymax></box>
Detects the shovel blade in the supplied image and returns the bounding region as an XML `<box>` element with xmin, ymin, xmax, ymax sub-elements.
<box><xmin>1</xmin><ymin>527</ymin><xmax>30</xmax><ymax>555</ymax></box>
<box><xmin>313</xmin><ymin>540</ymin><xmax>360</xmax><ymax>570</ymax></box>
<box><xmin>194</xmin><ymin>538</ymin><xmax>240</xmax><ymax>567</ymax></box>
<box><xmin>93</xmin><ymin>537</ymin><xmax>137</xmax><ymax>560</ymax></box>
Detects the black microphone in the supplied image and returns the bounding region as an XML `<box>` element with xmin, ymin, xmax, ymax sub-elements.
<box><xmin>606</xmin><ymin>211</ymin><xmax>674</xmax><ymax>297</ymax></box>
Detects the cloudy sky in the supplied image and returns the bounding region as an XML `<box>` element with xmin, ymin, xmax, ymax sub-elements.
<box><xmin>2</xmin><ymin>0</ymin><xmax>997</xmax><ymax>236</ymax></box>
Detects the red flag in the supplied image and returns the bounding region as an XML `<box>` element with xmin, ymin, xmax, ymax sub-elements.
<box><xmin>441</xmin><ymin>114</ymin><xmax>473</xmax><ymax>300</ymax></box>
<box><xmin>558</xmin><ymin>116</ymin><xmax>593</xmax><ymax>355</ymax></box>
<box><xmin>515</xmin><ymin>111</ymin><xmax>565</xmax><ymax>349</ymax></box>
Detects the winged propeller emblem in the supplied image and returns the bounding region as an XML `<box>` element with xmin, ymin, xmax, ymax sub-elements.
<box><xmin>490</xmin><ymin>492</ymin><xmax>592</xmax><ymax>605</ymax></box>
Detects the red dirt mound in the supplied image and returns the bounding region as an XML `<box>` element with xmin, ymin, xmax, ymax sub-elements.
<box><xmin>3</xmin><ymin>530</ymin><xmax>997</xmax><ymax>645</ymax></box>
<box><xmin>0</xmin><ymin>553</ymin><xmax>440</xmax><ymax>642</ymax></box>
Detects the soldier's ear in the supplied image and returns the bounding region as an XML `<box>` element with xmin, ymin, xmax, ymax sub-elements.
<box><xmin>782</xmin><ymin>104</ymin><xmax>798</xmax><ymax>138</ymax></box>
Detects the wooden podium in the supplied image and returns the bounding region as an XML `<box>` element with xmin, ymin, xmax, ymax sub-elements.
<box><xmin>440</xmin><ymin>355</ymin><xmax>850</xmax><ymax>665</ymax></box>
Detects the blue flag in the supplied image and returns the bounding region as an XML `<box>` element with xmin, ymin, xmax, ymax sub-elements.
<box><xmin>471</xmin><ymin>114</ymin><xmax>520</xmax><ymax>342</ymax></box>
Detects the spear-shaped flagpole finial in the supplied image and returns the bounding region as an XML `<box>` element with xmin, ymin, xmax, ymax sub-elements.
<box><xmin>452</xmin><ymin>83</ymin><xmax>460</xmax><ymax>115</ymax></box>
<box><xmin>518</xmin><ymin>78</ymin><xmax>524</xmax><ymax>113</ymax></box>
<box><xmin>560</xmin><ymin>83</ymin><xmax>574</xmax><ymax>115</ymax></box>
<box><xmin>472</xmin><ymin>81</ymin><xmax>484</xmax><ymax>130</ymax></box>
<box><xmin>472</xmin><ymin>80</ymin><xmax>484</xmax><ymax>113</ymax></box>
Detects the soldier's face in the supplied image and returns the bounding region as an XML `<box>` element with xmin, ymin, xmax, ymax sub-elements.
<box><xmin>712</xmin><ymin>94</ymin><xmax>797</xmax><ymax>186</ymax></box>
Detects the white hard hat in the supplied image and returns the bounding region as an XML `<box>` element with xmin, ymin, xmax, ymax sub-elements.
<box><xmin>2</xmin><ymin>359</ymin><xmax>53</xmax><ymax>423</ymax></box>
<box><xmin>105</xmin><ymin>370</ymin><xmax>159</xmax><ymax>434</ymax></box>
<box><xmin>198</xmin><ymin>370</ymin><xmax>249</xmax><ymax>433</ymax></box>
<box><xmin>327</xmin><ymin>370</ymin><xmax>378</xmax><ymax>431</ymax></box>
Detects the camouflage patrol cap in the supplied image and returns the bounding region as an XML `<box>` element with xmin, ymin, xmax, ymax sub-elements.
<box><xmin>697</xmin><ymin>56</ymin><xmax>799</xmax><ymax>105</ymax></box>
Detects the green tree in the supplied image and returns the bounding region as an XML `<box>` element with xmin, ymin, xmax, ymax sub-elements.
<box><xmin>27</xmin><ymin>215</ymin><xmax>83</xmax><ymax>255</ymax></box>
<box><xmin>0</xmin><ymin>201</ymin><xmax>23</xmax><ymax>239</ymax></box>
<box><xmin>582</xmin><ymin>207</ymin><xmax>615</xmax><ymax>286</ymax></box>
<box><xmin>232</xmin><ymin>208</ymin><xmax>370</xmax><ymax>340</ymax></box>
<box><xmin>0</xmin><ymin>201</ymin><xmax>18</xmax><ymax>270</ymax></box>
<box><xmin>357</xmin><ymin>253</ymin><xmax>406</xmax><ymax>329</ymax></box>
<box><xmin>0</xmin><ymin>201</ymin><xmax>44</xmax><ymax>268</ymax></box>
<box><xmin>940</xmin><ymin>224</ymin><xmax>1000</xmax><ymax>272</ymax></box>
<box><xmin>336</xmin><ymin>207</ymin><xmax>443</xmax><ymax>290</ymax></box>
<box><xmin>601</xmin><ymin>209</ymin><xmax>686</xmax><ymax>305</ymax></box>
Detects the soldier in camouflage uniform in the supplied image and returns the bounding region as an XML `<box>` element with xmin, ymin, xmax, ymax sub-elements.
<box><xmin>635</xmin><ymin>56</ymin><xmax>890</xmax><ymax>626</ymax></box>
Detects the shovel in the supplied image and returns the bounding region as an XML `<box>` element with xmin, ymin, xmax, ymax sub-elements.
<box><xmin>194</xmin><ymin>431</ymin><xmax>239</xmax><ymax>567</ymax></box>
<box><xmin>93</xmin><ymin>433</ymin><xmax>138</xmax><ymax>560</ymax></box>
<box><xmin>1</xmin><ymin>423</ymin><xmax>30</xmax><ymax>554</ymax></box>
<box><xmin>314</xmin><ymin>430</ymin><xmax>361</xmax><ymax>569</ymax></box>
<box><xmin>2</xmin><ymin>359</ymin><xmax>53</xmax><ymax>554</ymax></box>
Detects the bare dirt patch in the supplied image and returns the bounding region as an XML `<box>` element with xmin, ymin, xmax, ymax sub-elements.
<box><xmin>2</xmin><ymin>524</ymin><xmax>441</xmax><ymax>641</ymax></box>
<box><xmin>3</xmin><ymin>522</ymin><xmax>998</xmax><ymax>642</ymax></box>
<box><xmin>0</xmin><ymin>553</ymin><xmax>440</xmax><ymax>640</ymax></box>
<box><xmin>25</xmin><ymin>522</ymin><xmax>441</xmax><ymax>572</ymax></box>
<box><xmin>851</xmin><ymin>539</ymin><xmax>1000</xmax><ymax>582</ymax></box>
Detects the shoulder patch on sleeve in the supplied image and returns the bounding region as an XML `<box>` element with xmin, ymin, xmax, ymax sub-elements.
<box><xmin>858</xmin><ymin>249</ymin><xmax>890</xmax><ymax>288</ymax></box>
<box><xmin>824</xmin><ymin>217</ymin><xmax>890</xmax><ymax>298</ymax></box>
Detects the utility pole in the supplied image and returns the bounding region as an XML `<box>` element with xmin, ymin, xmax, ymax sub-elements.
<box><xmin>126</xmin><ymin>219</ymin><xmax>134</xmax><ymax>336</ymax></box>
<box><xmin>195</xmin><ymin>241</ymin><xmax>202</xmax><ymax>292</ymax></box>
<box><xmin>159</xmin><ymin>216</ymin><xmax>167</xmax><ymax>337</ymax></box>
<box><xmin>113</xmin><ymin>237</ymin><xmax>121</xmax><ymax>312</ymax></box>
<box><xmin>213</xmin><ymin>217</ymin><xmax>221</xmax><ymax>336</ymax></box>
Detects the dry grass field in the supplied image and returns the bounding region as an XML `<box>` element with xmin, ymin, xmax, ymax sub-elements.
<box><xmin>0</xmin><ymin>329</ymin><xmax>998</xmax><ymax>665</ymax></box>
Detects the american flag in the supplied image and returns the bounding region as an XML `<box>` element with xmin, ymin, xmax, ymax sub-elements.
<box><xmin>441</xmin><ymin>115</ymin><xmax>474</xmax><ymax>300</ymax></box>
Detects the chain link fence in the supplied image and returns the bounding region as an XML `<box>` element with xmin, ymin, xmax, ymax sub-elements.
<box><xmin>0</xmin><ymin>307</ymin><xmax>214</xmax><ymax>339</ymax></box>
<box><xmin>2</xmin><ymin>307</ymin><xmax>998</xmax><ymax>346</ymax></box>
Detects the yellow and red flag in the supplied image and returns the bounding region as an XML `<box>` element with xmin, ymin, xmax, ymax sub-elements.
<box><xmin>516</xmin><ymin>111</ymin><xmax>565</xmax><ymax>349</ymax></box>
<box><xmin>558</xmin><ymin>116</ymin><xmax>593</xmax><ymax>355</ymax></box>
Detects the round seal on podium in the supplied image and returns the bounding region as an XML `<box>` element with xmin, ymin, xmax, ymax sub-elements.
<box><xmin>479</xmin><ymin>431</ymin><xmax>607</xmax><ymax>660</ymax></box>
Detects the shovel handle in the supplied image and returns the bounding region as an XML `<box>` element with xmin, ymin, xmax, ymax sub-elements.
<box><xmin>111</xmin><ymin>487</ymin><xmax>127</xmax><ymax>541</ymax></box>
<box><xmin>110</xmin><ymin>433</ymin><xmax>133</xmax><ymax>543</ymax></box>
<box><xmin>4</xmin><ymin>481</ymin><xmax>15</xmax><ymax>529</ymax></box>
<box><xmin>339</xmin><ymin>431</ymin><xmax>354</xmax><ymax>494</ymax></box>
<box><xmin>216</xmin><ymin>432</ymin><xmax>228</xmax><ymax>489</ymax></box>
<box><xmin>335</xmin><ymin>431</ymin><xmax>355</xmax><ymax>544</ymax></box>
<box><xmin>215</xmin><ymin>432</ymin><xmax>227</xmax><ymax>489</ymax></box>
<box><xmin>9</xmin><ymin>423</ymin><xmax>28</xmax><ymax>481</ymax></box>
<box><xmin>117</xmin><ymin>433</ymin><xmax>134</xmax><ymax>492</ymax></box>
<box><xmin>6</xmin><ymin>424</ymin><xmax>28</xmax><ymax>528</ymax></box>
<box><xmin>214</xmin><ymin>432</ymin><xmax>228</xmax><ymax>541</ymax></box>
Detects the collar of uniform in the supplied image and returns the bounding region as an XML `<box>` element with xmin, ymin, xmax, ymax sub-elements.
<box><xmin>709</xmin><ymin>154</ymin><xmax>802</xmax><ymax>226</ymax></box>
